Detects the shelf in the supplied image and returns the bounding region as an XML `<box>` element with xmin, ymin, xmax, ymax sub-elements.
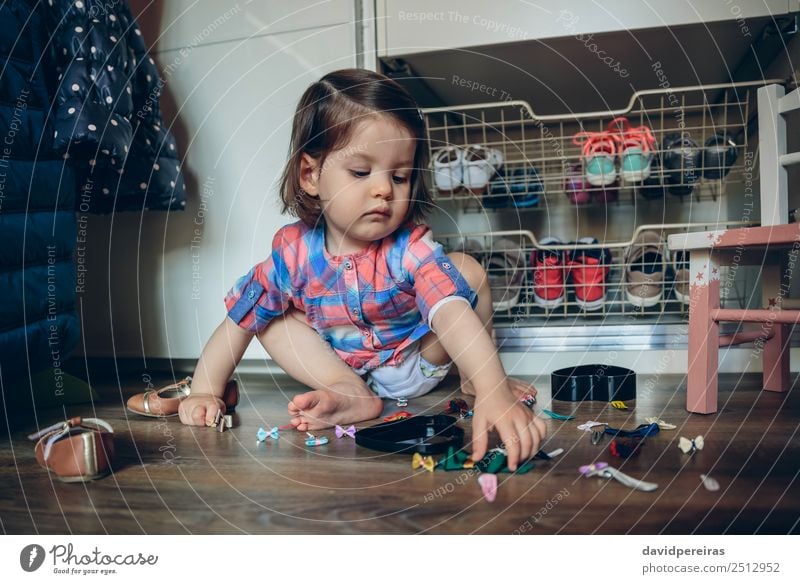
<box><xmin>422</xmin><ymin>81</ymin><xmax>772</xmax><ymax>213</ymax></box>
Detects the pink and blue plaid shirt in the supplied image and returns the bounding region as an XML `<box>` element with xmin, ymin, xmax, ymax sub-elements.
<box><xmin>225</xmin><ymin>220</ymin><xmax>476</xmax><ymax>372</ymax></box>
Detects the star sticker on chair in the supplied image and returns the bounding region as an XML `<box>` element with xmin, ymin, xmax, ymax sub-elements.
<box><xmin>712</xmin><ymin>267</ymin><xmax>719</xmax><ymax>275</ymax></box>
<box><xmin>768</xmin><ymin>297</ymin><xmax>777</xmax><ymax>307</ymax></box>
<box><xmin>696</xmin><ymin>271</ymin><xmax>705</xmax><ymax>281</ymax></box>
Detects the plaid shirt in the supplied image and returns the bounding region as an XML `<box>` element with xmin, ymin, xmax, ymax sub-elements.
<box><xmin>225</xmin><ymin>220</ymin><xmax>476</xmax><ymax>372</ymax></box>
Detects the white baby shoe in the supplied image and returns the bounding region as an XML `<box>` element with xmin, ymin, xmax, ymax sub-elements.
<box><xmin>462</xmin><ymin>145</ymin><xmax>503</xmax><ymax>192</ymax></box>
<box><xmin>432</xmin><ymin>146</ymin><xmax>464</xmax><ymax>192</ymax></box>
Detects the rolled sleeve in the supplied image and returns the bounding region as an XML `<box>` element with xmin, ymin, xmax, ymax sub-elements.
<box><xmin>401</xmin><ymin>225</ymin><xmax>477</xmax><ymax>327</ymax></box>
<box><xmin>224</xmin><ymin>243</ymin><xmax>294</xmax><ymax>334</ymax></box>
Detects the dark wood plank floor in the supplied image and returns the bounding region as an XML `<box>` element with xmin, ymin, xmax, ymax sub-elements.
<box><xmin>1</xmin><ymin>372</ymin><xmax>798</xmax><ymax>534</ymax></box>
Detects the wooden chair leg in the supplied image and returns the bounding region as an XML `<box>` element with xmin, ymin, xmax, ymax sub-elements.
<box><xmin>687</xmin><ymin>250</ymin><xmax>720</xmax><ymax>414</ymax></box>
<box><xmin>763</xmin><ymin>324</ymin><xmax>790</xmax><ymax>392</ymax></box>
<box><xmin>762</xmin><ymin>263</ymin><xmax>790</xmax><ymax>392</ymax></box>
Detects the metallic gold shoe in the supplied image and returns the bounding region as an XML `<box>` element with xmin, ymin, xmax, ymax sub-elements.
<box><xmin>126</xmin><ymin>377</ymin><xmax>239</xmax><ymax>418</ymax></box>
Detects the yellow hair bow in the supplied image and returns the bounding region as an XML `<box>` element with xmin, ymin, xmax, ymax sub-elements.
<box><xmin>412</xmin><ymin>452</ymin><xmax>436</xmax><ymax>472</ymax></box>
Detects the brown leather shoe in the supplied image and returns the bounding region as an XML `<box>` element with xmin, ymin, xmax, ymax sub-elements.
<box><xmin>28</xmin><ymin>417</ymin><xmax>114</xmax><ymax>483</ymax></box>
<box><xmin>126</xmin><ymin>377</ymin><xmax>239</xmax><ymax>418</ymax></box>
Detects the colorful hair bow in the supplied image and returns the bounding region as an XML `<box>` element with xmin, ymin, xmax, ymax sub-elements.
<box><xmin>645</xmin><ymin>417</ymin><xmax>677</xmax><ymax>430</ymax></box>
<box><xmin>678</xmin><ymin>435</ymin><xmax>704</xmax><ymax>454</ymax></box>
<box><xmin>478</xmin><ymin>473</ymin><xmax>498</xmax><ymax>502</ymax></box>
<box><xmin>441</xmin><ymin>398</ymin><xmax>472</xmax><ymax>418</ymax></box>
<box><xmin>335</xmin><ymin>425</ymin><xmax>356</xmax><ymax>439</ymax></box>
<box><xmin>519</xmin><ymin>393</ymin><xmax>537</xmax><ymax>409</ymax></box>
<box><xmin>542</xmin><ymin>409</ymin><xmax>575</xmax><ymax>421</ymax></box>
<box><xmin>305</xmin><ymin>433</ymin><xmax>329</xmax><ymax>447</ymax></box>
<box><xmin>412</xmin><ymin>452</ymin><xmax>436</xmax><ymax>472</ymax></box>
<box><xmin>610</xmin><ymin>401</ymin><xmax>628</xmax><ymax>410</ymax></box>
<box><xmin>383</xmin><ymin>411</ymin><xmax>413</xmax><ymax>422</ymax></box>
<box><xmin>257</xmin><ymin>427</ymin><xmax>279</xmax><ymax>442</ymax></box>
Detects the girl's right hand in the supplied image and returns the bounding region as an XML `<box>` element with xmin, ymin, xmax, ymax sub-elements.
<box><xmin>178</xmin><ymin>393</ymin><xmax>226</xmax><ymax>426</ymax></box>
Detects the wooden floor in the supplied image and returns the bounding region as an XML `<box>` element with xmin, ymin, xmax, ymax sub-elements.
<box><xmin>1</xmin><ymin>372</ymin><xmax>798</xmax><ymax>534</ymax></box>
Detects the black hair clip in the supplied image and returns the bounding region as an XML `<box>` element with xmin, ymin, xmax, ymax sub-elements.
<box><xmin>355</xmin><ymin>415</ymin><xmax>464</xmax><ymax>455</ymax></box>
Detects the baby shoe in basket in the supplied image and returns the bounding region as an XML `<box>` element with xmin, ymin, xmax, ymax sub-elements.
<box><xmin>573</xmin><ymin>130</ymin><xmax>619</xmax><ymax>186</ymax></box>
<box><xmin>702</xmin><ymin>132</ymin><xmax>738</xmax><ymax>179</ymax></box>
<box><xmin>607</xmin><ymin>117</ymin><xmax>657</xmax><ymax>182</ymax></box>
<box><xmin>669</xmin><ymin>249</ymin><xmax>691</xmax><ymax>304</ymax></box>
<box><xmin>28</xmin><ymin>417</ymin><xmax>115</xmax><ymax>483</ymax></box>
<box><xmin>462</xmin><ymin>145</ymin><xmax>503</xmax><ymax>192</ymax></box>
<box><xmin>432</xmin><ymin>146</ymin><xmax>464</xmax><ymax>192</ymax></box>
<box><xmin>531</xmin><ymin>237</ymin><xmax>566</xmax><ymax>309</ymax></box>
<box><xmin>568</xmin><ymin>238</ymin><xmax>612</xmax><ymax>311</ymax></box>
<box><xmin>485</xmin><ymin>238</ymin><xmax>526</xmax><ymax>311</ymax></box>
<box><xmin>662</xmin><ymin>132</ymin><xmax>701</xmax><ymax>196</ymax></box>
<box><xmin>564</xmin><ymin>163</ymin><xmax>591</xmax><ymax>205</ymax></box>
<box><xmin>625</xmin><ymin>230</ymin><xmax>666</xmax><ymax>308</ymax></box>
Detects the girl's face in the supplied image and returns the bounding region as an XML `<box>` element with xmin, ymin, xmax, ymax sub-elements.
<box><xmin>300</xmin><ymin>115</ymin><xmax>416</xmax><ymax>256</ymax></box>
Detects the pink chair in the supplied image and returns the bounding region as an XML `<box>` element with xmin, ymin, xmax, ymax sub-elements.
<box><xmin>667</xmin><ymin>84</ymin><xmax>800</xmax><ymax>414</ymax></box>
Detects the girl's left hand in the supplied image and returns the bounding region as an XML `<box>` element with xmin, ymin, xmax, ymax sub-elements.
<box><xmin>471</xmin><ymin>387</ymin><xmax>547</xmax><ymax>470</ymax></box>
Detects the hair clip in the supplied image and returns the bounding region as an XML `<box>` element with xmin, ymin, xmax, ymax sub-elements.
<box><xmin>412</xmin><ymin>452</ymin><xmax>436</xmax><ymax>472</ymax></box>
<box><xmin>577</xmin><ymin>421</ymin><xmax>607</xmax><ymax>432</ymax></box>
<box><xmin>416</xmin><ymin>107</ymin><xmax>425</xmax><ymax>122</ymax></box>
<box><xmin>438</xmin><ymin>446</ymin><xmax>474</xmax><ymax>471</ymax></box>
<box><xmin>700</xmin><ymin>474</ymin><xmax>720</xmax><ymax>491</ymax></box>
<box><xmin>609</xmin><ymin>436</ymin><xmax>644</xmax><ymax>458</ymax></box>
<box><xmin>580</xmin><ymin>462</ymin><xmax>658</xmax><ymax>492</ymax></box>
<box><xmin>519</xmin><ymin>393</ymin><xmax>537</xmax><ymax>409</ymax></box>
<box><xmin>534</xmin><ymin>448</ymin><xmax>564</xmax><ymax>460</ymax></box>
<box><xmin>257</xmin><ymin>427</ymin><xmax>279</xmax><ymax>442</ymax></box>
<box><xmin>441</xmin><ymin>398</ymin><xmax>471</xmax><ymax>418</ymax></box>
<box><xmin>678</xmin><ymin>435</ymin><xmax>704</xmax><ymax>454</ymax></box>
<box><xmin>335</xmin><ymin>424</ymin><xmax>356</xmax><ymax>439</ymax></box>
<box><xmin>256</xmin><ymin>424</ymin><xmax>293</xmax><ymax>443</ymax></box>
<box><xmin>579</xmin><ymin>461</ymin><xmax>608</xmax><ymax>475</ymax></box>
<box><xmin>478</xmin><ymin>473</ymin><xmax>498</xmax><ymax>502</ymax></box>
<box><xmin>591</xmin><ymin>429</ymin><xmax>605</xmax><ymax>445</ymax></box>
<box><xmin>396</xmin><ymin>398</ymin><xmax>408</xmax><ymax>408</ymax></box>
<box><xmin>645</xmin><ymin>417</ymin><xmax>677</xmax><ymax>430</ymax></box>
<box><xmin>610</xmin><ymin>401</ymin><xmax>628</xmax><ymax>410</ymax></box>
<box><xmin>212</xmin><ymin>411</ymin><xmax>232</xmax><ymax>432</ymax></box>
<box><xmin>542</xmin><ymin>409</ymin><xmax>575</xmax><ymax>420</ymax></box>
<box><xmin>305</xmin><ymin>432</ymin><xmax>329</xmax><ymax>447</ymax></box>
<box><xmin>383</xmin><ymin>411</ymin><xmax>413</xmax><ymax>422</ymax></box>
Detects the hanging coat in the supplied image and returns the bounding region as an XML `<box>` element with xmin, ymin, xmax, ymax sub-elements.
<box><xmin>46</xmin><ymin>0</ymin><xmax>187</xmax><ymax>213</ymax></box>
<box><xmin>0</xmin><ymin>0</ymin><xmax>80</xmax><ymax>381</ymax></box>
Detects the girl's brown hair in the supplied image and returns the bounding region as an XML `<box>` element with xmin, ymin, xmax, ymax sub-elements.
<box><xmin>279</xmin><ymin>68</ymin><xmax>431</xmax><ymax>227</ymax></box>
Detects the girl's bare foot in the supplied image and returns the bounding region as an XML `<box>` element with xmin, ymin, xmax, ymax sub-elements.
<box><xmin>287</xmin><ymin>381</ymin><xmax>383</xmax><ymax>431</ymax></box>
<box><xmin>460</xmin><ymin>375</ymin><xmax>537</xmax><ymax>400</ymax></box>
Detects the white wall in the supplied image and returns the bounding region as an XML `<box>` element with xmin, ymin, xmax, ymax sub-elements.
<box><xmin>78</xmin><ymin>0</ymin><xmax>358</xmax><ymax>361</ymax></box>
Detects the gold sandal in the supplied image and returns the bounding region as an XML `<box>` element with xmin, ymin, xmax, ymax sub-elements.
<box><xmin>126</xmin><ymin>377</ymin><xmax>239</xmax><ymax>418</ymax></box>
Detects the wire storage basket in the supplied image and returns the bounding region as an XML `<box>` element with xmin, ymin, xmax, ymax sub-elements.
<box><xmin>422</xmin><ymin>81</ymin><xmax>767</xmax><ymax>210</ymax></box>
<box><xmin>437</xmin><ymin>222</ymin><xmax>754</xmax><ymax>324</ymax></box>
<box><xmin>421</xmin><ymin>81</ymin><xmax>780</xmax><ymax>324</ymax></box>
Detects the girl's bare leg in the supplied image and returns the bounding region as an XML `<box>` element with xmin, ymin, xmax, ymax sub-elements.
<box><xmin>418</xmin><ymin>252</ymin><xmax>537</xmax><ymax>399</ymax></box>
<box><xmin>257</xmin><ymin>309</ymin><xmax>383</xmax><ymax>431</ymax></box>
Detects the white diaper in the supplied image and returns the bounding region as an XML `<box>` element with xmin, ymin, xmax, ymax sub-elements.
<box><xmin>360</xmin><ymin>344</ymin><xmax>452</xmax><ymax>400</ymax></box>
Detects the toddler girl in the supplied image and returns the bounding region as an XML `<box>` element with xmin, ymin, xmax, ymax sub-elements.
<box><xmin>178</xmin><ymin>69</ymin><xmax>546</xmax><ymax>469</ymax></box>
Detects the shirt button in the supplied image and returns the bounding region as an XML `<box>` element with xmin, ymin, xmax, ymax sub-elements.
<box><xmin>442</xmin><ymin>262</ymin><xmax>451</xmax><ymax>270</ymax></box>
<box><xmin>361</xmin><ymin>328</ymin><xmax>370</xmax><ymax>336</ymax></box>
<box><xmin>344</xmin><ymin>259</ymin><xmax>353</xmax><ymax>270</ymax></box>
<box><xmin>352</xmin><ymin>307</ymin><xmax>360</xmax><ymax>316</ymax></box>
<box><xmin>247</xmin><ymin>290</ymin><xmax>256</xmax><ymax>299</ymax></box>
